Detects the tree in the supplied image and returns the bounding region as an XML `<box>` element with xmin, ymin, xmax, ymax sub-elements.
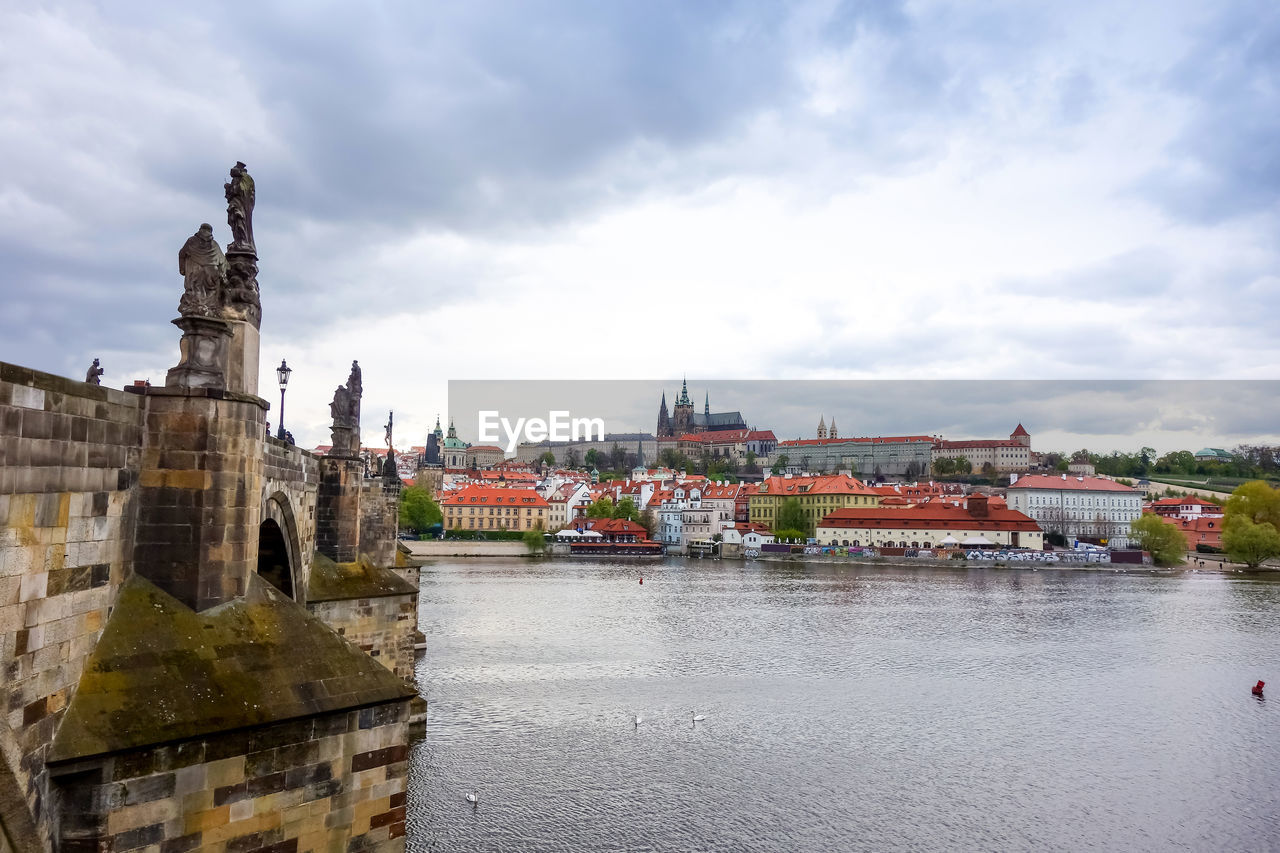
<box><xmin>522</xmin><ymin>528</ymin><xmax>546</xmax><ymax>553</ymax></box>
<box><xmin>1223</xmin><ymin>517</ymin><xmax>1280</xmax><ymax>568</ymax></box>
<box><xmin>584</xmin><ymin>449</ymin><xmax>601</xmax><ymax>468</ymax></box>
<box><xmin>1223</xmin><ymin>481</ymin><xmax>1280</xmax><ymax>568</ymax></box>
<box><xmin>775</xmin><ymin>498</ymin><xmax>811</xmax><ymax>536</ymax></box>
<box><xmin>539</xmin><ymin>451</ymin><xmax>556</xmax><ymax>467</ymax></box>
<box><xmin>398</xmin><ymin>485</ymin><xmax>441</xmax><ymax>533</ymax></box>
<box><xmin>774</xmin><ymin>453</ymin><xmax>790</xmax><ymax>470</ymax></box>
<box><xmin>637</xmin><ymin>509</ymin><xmax>656</xmax><ymax>538</ymax></box>
<box><xmin>1130</xmin><ymin>514</ymin><xmax>1186</xmax><ymax>566</ymax></box>
<box><xmin>614</xmin><ymin>496</ymin><xmax>640</xmax><ymax>522</ymax></box>
<box><xmin>1225</xmin><ymin>481</ymin><xmax>1280</xmax><ymax>529</ymax></box>
<box><xmin>773</xmin><ymin>529</ymin><xmax>808</xmax><ymax>542</ymax></box>
<box><xmin>952</xmin><ymin>457</ymin><xmax>971</xmax><ymax>475</ymax></box>
<box><xmin>1055</xmin><ymin>459</ymin><xmax>1069</xmax><ymax>472</ymax></box>
<box><xmin>586</xmin><ymin>495</ymin><xmax>615</xmax><ymax>518</ymax></box>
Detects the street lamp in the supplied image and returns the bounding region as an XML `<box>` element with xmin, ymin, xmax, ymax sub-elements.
<box><xmin>275</xmin><ymin>359</ymin><xmax>292</xmax><ymax>441</ymax></box>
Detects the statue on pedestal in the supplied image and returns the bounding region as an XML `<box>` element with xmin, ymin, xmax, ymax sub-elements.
<box><xmin>85</xmin><ymin>358</ymin><xmax>104</xmax><ymax>385</ymax></box>
<box><xmin>328</xmin><ymin>362</ymin><xmax>364</xmax><ymax>457</ymax></box>
<box><xmin>224</xmin><ymin>161</ymin><xmax>256</xmax><ymax>252</ymax></box>
<box><xmin>222</xmin><ymin>161</ymin><xmax>262</xmax><ymax>328</ymax></box>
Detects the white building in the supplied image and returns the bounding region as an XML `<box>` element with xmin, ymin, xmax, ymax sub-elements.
<box><xmin>1006</xmin><ymin>473</ymin><xmax>1142</xmax><ymax>548</ymax></box>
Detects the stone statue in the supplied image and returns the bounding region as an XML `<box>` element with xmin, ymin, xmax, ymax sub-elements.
<box><xmin>224</xmin><ymin>161</ymin><xmax>255</xmax><ymax>251</ymax></box>
<box><xmin>346</xmin><ymin>361</ymin><xmax>362</xmax><ymax>426</ymax></box>
<box><xmin>330</xmin><ymin>385</ymin><xmax>354</xmax><ymax>429</ymax></box>
<box><xmin>177</xmin><ymin>224</ymin><xmax>227</xmax><ymax>317</ymax></box>
<box><xmin>85</xmin><ymin>358</ymin><xmax>104</xmax><ymax>385</ymax></box>
<box><xmin>384</xmin><ymin>411</ymin><xmax>394</xmax><ymax>448</ymax></box>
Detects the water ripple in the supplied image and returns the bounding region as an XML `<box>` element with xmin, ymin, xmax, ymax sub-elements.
<box><xmin>408</xmin><ymin>558</ymin><xmax>1280</xmax><ymax>852</ymax></box>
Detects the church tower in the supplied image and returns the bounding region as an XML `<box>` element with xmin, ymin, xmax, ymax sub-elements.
<box><xmin>829</xmin><ymin>418</ymin><xmax>838</xmax><ymax>440</ymax></box>
<box><xmin>672</xmin><ymin>377</ymin><xmax>694</xmax><ymax>436</ymax></box>
<box><xmin>657</xmin><ymin>392</ymin><xmax>671</xmax><ymax>437</ymax></box>
<box><xmin>817</xmin><ymin>415</ymin><xmax>827</xmax><ymax>440</ymax></box>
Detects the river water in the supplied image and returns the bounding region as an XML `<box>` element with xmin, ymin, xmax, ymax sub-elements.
<box><xmin>406</xmin><ymin>557</ymin><xmax>1280</xmax><ymax>852</ymax></box>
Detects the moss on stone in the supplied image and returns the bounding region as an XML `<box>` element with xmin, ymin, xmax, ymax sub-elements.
<box><xmin>307</xmin><ymin>551</ymin><xmax>417</xmax><ymax>603</ymax></box>
<box><xmin>49</xmin><ymin>573</ymin><xmax>414</xmax><ymax>763</ymax></box>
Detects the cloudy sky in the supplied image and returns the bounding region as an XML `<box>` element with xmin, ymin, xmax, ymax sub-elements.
<box><xmin>2</xmin><ymin>1</ymin><xmax>1277</xmax><ymax>452</ymax></box>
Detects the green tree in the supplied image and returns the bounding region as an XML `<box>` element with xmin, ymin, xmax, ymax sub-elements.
<box><xmin>586</xmin><ymin>495</ymin><xmax>615</xmax><ymax>518</ymax></box>
<box><xmin>584</xmin><ymin>449</ymin><xmax>601</xmax><ymax>468</ymax></box>
<box><xmin>614</xmin><ymin>496</ymin><xmax>640</xmax><ymax>522</ymax></box>
<box><xmin>773</xmin><ymin>529</ymin><xmax>808</xmax><ymax>542</ymax></box>
<box><xmin>1055</xmin><ymin>459</ymin><xmax>1069</xmax><ymax>472</ymax></box>
<box><xmin>539</xmin><ymin>451</ymin><xmax>556</xmax><ymax>466</ymax></box>
<box><xmin>775</xmin><ymin>497</ymin><xmax>811</xmax><ymax>536</ymax></box>
<box><xmin>1223</xmin><ymin>516</ymin><xmax>1280</xmax><ymax>569</ymax></box>
<box><xmin>1225</xmin><ymin>480</ymin><xmax>1280</xmax><ymax>528</ymax></box>
<box><xmin>774</xmin><ymin>453</ymin><xmax>789</xmax><ymax>470</ymax></box>
<box><xmin>637</xmin><ymin>509</ymin><xmax>656</xmax><ymax>538</ymax></box>
<box><xmin>1130</xmin><ymin>514</ymin><xmax>1186</xmax><ymax>566</ymax></box>
<box><xmin>952</xmin><ymin>456</ymin><xmax>971</xmax><ymax>475</ymax></box>
<box><xmin>398</xmin><ymin>485</ymin><xmax>442</xmax><ymax>532</ymax></box>
<box><xmin>522</xmin><ymin>528</ymin><xmax>546</xmax><ymax>553</ymax></box>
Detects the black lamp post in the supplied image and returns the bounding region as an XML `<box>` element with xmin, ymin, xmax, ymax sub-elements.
<box><xmin>275</xmin><ymin>359</ymin><xmax>292</xmax><ymax>440</ymax></box>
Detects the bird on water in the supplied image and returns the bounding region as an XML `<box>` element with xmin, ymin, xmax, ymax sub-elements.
<box><xmin>466</xmin><ymin>791</ymin><xmax>480</xmax><ymax>806</ymax></box>
<box><xmin>692</xmin><ymin>712</ymin><xmax>705</xmax><ymax>723</ymax></box>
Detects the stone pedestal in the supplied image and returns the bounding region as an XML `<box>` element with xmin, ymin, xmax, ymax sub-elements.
<box><xmin>317</xmin><ymin>457</ymin><xmax>364</xmax><ymax>563</ymax></box>
<box><xmin>166</xmin><ymin>315</ymin><xmax>232</xmax><ymax>390</ymax></box>
<box><xmin>133</xmin><ymin>388</ymin><xmax>268</xmax><ymax>611</ymax></box>
<box><xmin>224</xmin><ymin>319</ymin><xmax>260</xmax><ymax>396</ymax></box>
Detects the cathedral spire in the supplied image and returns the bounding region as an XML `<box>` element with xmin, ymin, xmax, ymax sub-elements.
<box><xmin>676</xmin><ymin>375</ymin><xmax>691</xmax><ymax>406</ymax></box>
<box><xmin>704</xmin><ymin>391</ymin><xmax>710</xmax><ymax>416</ymax></box>
<box><xmin>817</xmin><ymin>415</ymin><xmax>827</xmax><ymax>440</ymax></box>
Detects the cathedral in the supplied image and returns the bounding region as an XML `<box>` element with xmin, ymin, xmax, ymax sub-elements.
<box><xmin>656</xmin><ymin>378</ymin><xmax>748</xmax><ymax>437</ymax></box>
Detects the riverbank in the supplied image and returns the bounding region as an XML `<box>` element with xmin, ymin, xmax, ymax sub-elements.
<box><xmin>406</xmin><ymin>540</ymin><xmax>531</xmax><ymax>558</ymax></box>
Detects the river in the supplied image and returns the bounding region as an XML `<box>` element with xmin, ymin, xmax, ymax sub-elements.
<box><xmin>407</xmin><ymin>557</ymin><xmax>1280</xmax><ymax>851</ymax></box>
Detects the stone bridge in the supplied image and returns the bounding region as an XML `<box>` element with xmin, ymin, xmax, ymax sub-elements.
<box><xmin>0</xmin><ymin>163</ymin><xmax>418</xmax><ymax>853</ymax></box>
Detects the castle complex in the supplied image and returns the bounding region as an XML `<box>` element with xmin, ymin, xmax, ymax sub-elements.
<box><xmin>1</xmin><ymin>165</ymin><xmax>421</xmax><ymax>852</ymax></box>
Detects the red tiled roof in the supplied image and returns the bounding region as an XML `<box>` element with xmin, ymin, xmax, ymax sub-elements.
<box><xmin>1011</xmin><ymin>423</ymin><xmax>1030</xmax><ymax>437</ymax></box>
<box><xmin>778</xmin><ymin>435</ymin><xmax>934</xmax><ymax>447</ymax></box>
<box><xmin>756</xmin><ymin>474</ymin><xmax>877</xmax><ymax>496</ymax></box>
<box><xmin>1007</xmin><ymin>474</ymin><xmax>1138</xmax><ymax>493</ymax></box>
<box><xmin>819</xmin><ymin>505</ymin><xmax>1040</xmax><ymax>532</ymax></box>
<box><xmin>439</xmin><ymin>486</ymin><xmax>548</xmax><ymax>507</ymax></box>
<box><xmin>1151</xmin><ymin>496</ymin><xmax>1220</xmax><ymax>506</ymax></box>
<box><xmin>934</xmin><ymin>439</ymin><xmax>1024</xmax><ymax>449</ymax></box>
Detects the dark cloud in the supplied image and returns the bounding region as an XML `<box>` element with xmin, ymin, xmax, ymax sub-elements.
<box><xmin>1</xmin><ymin>0</ymin><xmax>1276</xmax><ymax>391</ymax></box>
<box><xmin>448</xmin><ymin>379</ymin><xmax>1280</xmax><ymax>453</ymax></box>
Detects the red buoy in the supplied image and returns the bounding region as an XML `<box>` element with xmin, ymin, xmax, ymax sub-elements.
<box><xmin>1253</xmin><ymin>680</ymin><xmax>1265</xmax><ymax>696</ymax></box>
<box><xmin>639</xmin><ymin>577</ymin><xmax>643</xmax><ymax>585</ymax></box>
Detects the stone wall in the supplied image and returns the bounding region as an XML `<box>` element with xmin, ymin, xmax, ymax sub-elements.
<box><xmin>0</xmin><ymin>363</ymin><xmax>142</xmax><ymax>841</ymax></box>
<box><xmin>359</xmin><ymin>481</ymin><xmax>399</xmax><ymax>568</ymax></box>
<box><xmin>133</xmin><ymin>389</ymin><xmax>267</xmax><ymax>611</ymax></box>
<box><xmin>51</xmin><ymin>702</ymin><xmax>409</xmax><ymax>852</ymax></box>
<box><xmin>262</xmin><ymin>438</ymin><xmax>319</xmax><ymax>603</ymax></box>
<box><xmin>309</xmin><ymin>595</ymin><xmax>417</xmax><ymax>683</ymax></box>
<box><xmin>316</xmin><ymin>459</ymin><xmax>362</xmax><ymax>563</ymax></box>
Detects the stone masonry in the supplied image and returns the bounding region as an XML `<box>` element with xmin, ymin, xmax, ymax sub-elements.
<box><xmin>0</xmin><ymin>164</ymin><xmax>421</xmax><ymax>852</ymax></box>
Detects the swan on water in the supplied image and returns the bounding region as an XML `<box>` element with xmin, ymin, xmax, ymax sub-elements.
<box><xmin>465</xmin><ymin>792</ymin><xmax>479</xmax><ymax>805</ymax></box>
<box><xmin>633</xmin><ymin>714</ymin><xmax>642</xmax><ymax>726</ymax></box>
<box><xmin>692</xmin><ymin>712</ymin><xmax>705</xmax><ymax>722</ymax></box>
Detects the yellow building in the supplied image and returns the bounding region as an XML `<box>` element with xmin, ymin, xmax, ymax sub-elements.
<box><xmin>440</xmin><ymin>486</ymin><xmax>549</xmax><ymax>531</ymax></box>
<box><xmin>748</xmin><ymin>474</ymin><xmax>881</xmax><ymax>533</ymax></box>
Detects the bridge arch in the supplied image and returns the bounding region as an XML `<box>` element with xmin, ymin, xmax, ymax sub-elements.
<box><xmin>260</xmin><ymin>491</ymin><xmax>303</xmax><ymax>602</ymax></box>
